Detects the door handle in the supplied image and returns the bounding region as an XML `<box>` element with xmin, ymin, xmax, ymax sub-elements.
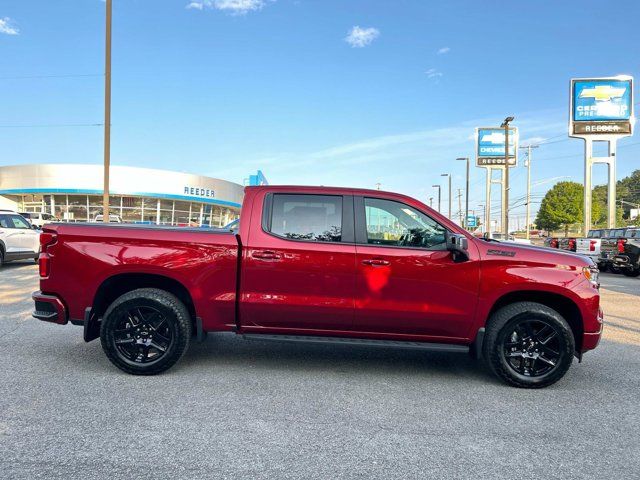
<box><xmin>362</xmin><ymin>259</ymin><xmax>390</xmax><ymax>266</ymax></box>
<box><xmin>252</xmin><ymin>250</ymin><xmax>281</xmax><ymax>260</ymax></box>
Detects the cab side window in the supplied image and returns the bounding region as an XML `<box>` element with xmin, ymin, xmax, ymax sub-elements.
<box><xmin>364</xmin><ymin>198</ymin><xmax>446</xmax><ymax>249</ymax></box>
<box><xmin>10</xmin><ymin>215</ymin><xmax>31</xmax><ymax>229</ymax></box>
<box><xmin>269</xmin><ymin>194</ymin><xmax>342</xmax><ymax>242</ymax></box>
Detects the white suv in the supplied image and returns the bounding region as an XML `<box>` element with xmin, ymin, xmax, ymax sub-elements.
<box><xmin>0</xmin><ymin>211</ymin><xmax>40</xmax><ymax>268</ymax></box>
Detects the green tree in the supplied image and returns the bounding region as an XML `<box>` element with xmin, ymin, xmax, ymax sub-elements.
<box><xmin>536</xmin><ymin>181</ymin><xmax>583</xmax><ymax>236</ymax></box>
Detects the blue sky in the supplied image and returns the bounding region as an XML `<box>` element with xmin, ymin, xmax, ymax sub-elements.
<box><xmin>1</xmin><ymin>0</ymin><xmax>639</xmax><ymax>223</ymax></box>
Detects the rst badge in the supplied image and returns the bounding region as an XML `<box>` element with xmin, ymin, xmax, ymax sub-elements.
<box><xmin>570</xmin><ymin>77</ymin><xmax>634</xmax><ymax>137</ymax></box>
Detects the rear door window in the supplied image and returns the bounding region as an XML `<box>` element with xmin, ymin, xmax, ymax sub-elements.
<box><xmin>268</xmin><ymin>194</ymin><xmax>342</xmax><ymax>242</ymax></box>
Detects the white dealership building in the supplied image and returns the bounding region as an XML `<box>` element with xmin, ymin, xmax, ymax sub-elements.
<box><xmin>0</xmin><ymin>164</ymin><xmax>266</xmax><ymax>226</ymax></box>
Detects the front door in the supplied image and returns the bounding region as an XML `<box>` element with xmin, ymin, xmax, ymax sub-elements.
<box><xmin>353</xmin><ymin>196</ymin><xmax>479</xmax><ymax>339</ymax></box>
<box><xmin>240</xmin><ymin>192</ymin><xmax>356</xmax><ymax>332</ymax></box>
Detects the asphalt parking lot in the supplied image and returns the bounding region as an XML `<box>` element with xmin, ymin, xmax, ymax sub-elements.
<box><xmin>1</xmin><ymin>263</ymin><xmax>639</xmax><ymax>479</ymax></box>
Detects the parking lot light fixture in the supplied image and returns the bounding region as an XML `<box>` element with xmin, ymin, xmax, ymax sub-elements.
<box><xmin>432</xmin><ymin>185</ymin><xmax>441</xmax><ymax>213</ymax></box>
<box><xmin>441</xmin><ymin>173</ymin><xmax>452</xmax><ymax>220</ymax></box>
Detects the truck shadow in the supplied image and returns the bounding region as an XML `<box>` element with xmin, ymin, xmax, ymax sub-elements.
<box><xmin>180</xmin><ymin>333</ymin><xmax>494</xmax><ymax>384</ymax></box>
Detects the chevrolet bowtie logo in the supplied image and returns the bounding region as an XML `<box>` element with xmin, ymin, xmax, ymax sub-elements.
<box><xmin>579</xmin><ymin>85</ymin><xmax>626</xmax><ymax>101</ymax></box>
<box><xmin>482</xmin><ymin>132</ymin><xmax>506</xmax><ymax>144</ymax></box>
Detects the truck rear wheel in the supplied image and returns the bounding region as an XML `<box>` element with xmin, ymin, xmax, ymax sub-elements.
<box><xmin>483</xmin><ymin>302</ymin><xmax>575</xmax><ymax>388</ymax></box>
<box><xmin>622</xmin><ymin>267</ymin><xmax>640</xmax><ymax>277</ymax></box>
<box><xmin>100</xmin><ymin>288</ymin><xmax>192</xmax><ymax>375</ymax></box>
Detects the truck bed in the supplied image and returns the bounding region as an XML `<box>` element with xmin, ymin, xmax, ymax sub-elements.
<box><xmin>39</xmin><ymin>223</ymin><xmax>240</xmax><ymax>331</ymax></box>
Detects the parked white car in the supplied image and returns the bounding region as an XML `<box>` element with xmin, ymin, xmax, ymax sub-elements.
<box><xmin>0</xmin><ymin>210</ymin><xmax>40</xmax><ymax>267</ymax></box>
<box><xmin>93</xmin><ymin>214</ymin><xmax>123</xmax><ymax>223</ymax></box>
<box><xmin>19</xmin><ymin>212</ymin><xmax>57</xmax><ymax>228</ymax></box>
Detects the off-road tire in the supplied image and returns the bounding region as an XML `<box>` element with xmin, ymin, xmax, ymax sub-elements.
<box><xmin>100</xmin><ymin>288</ymin><xmax>192</xmax><ymax>375</ymax></box>
<box><xmin>483</xmin><ymin>301</ymin><xmax>575</xmax><ymax>388</ymax></box>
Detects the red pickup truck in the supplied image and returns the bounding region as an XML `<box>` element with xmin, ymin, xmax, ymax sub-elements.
<box><xmin>32</xmin><ymin>185</ymin><xmax>603</xmax><ymax>388</ymax></box>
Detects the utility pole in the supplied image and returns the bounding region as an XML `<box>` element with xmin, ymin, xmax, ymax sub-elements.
<box><xmin>429</xmin><ymin>197</ymin><xmax>433</xmax><ymax>208</ymax></box>
<box><xmin>102</xmin><ymin>0</ymin><xmax>112</xmax><ymax>223</ymax></box>
<box><xmin>441</xmin><ymin>173</ymin><xmax>451</xmax><ymax>219</ymax></box>
<box><xmin>456</xmin><ymin>157</ymin><xmax>470</xmax><ymax>229</ymax></box>
<box><xmin>500</xmin><ymin>116</ymin><xmax>514</xmax><ymax>235</ymax></box>
<box><xmin>375</xmin><ymin>183</ymin><xmax>381</xmax><ymax>191</ymax></box>
<box><xmin>457</xmin><ymin>188</ymin><xmax>463</xmax><ymax>225</ymax></box>
<box><xmin>519</xmin><ymin>144</ymin><xmax>538</xmax><ymax>240</ymax></box>
<box><xmin>478</xmin><ymin>204</ymin><xmax>486</xmax><ymax>233</ymax></box>
<box><xmin>432</xmin><ymin>185</ymin><xmax>441</xmax><ymax>213</ymax></box>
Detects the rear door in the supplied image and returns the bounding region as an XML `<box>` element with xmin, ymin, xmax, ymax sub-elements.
<box><xmin>9</xmin><ymin>214</ymin><xmax>39</xmax><ymax>253</ymax></box>
<box><xmin>240</xmin><ymin>192</ymin><xmax>356</xmax><ymax>332</ymax></box>
<box><xmin>352</xmin><ymin>196</ymin><xmax>480</xmax><ymax>339</ymax></box>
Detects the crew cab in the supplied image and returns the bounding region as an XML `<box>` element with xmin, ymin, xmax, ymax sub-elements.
<box><xmin>32</xmin><ymin>186</ymin><xmax>603</xmax><ymax>388</ymax></box>
<box><xmin>612</xmin><ymin>228</ymin><xmax>640</xmax><ymax>277</ymax></box>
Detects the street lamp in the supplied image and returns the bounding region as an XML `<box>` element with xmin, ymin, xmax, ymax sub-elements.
<box><xmin>441</xmin><ymin>173</ymin><xmax>452</xmax><ymax>220</ymax></box>
<box><xmin>456</xmin><ymin>157</ymin><xmax>470</xmax><ymax>228</ymax></box>
<box><xmin>432</xmin><ymin>185</ymin><xmax>441</xmax><ymax>213</ymax></box>
<box><xmin>429</xmin><ymin>196</ymin><xmax>433</xmax><ymax>208</ymax></box>
<box><xmin>500</xmin><ymin>116</ymin><xmax>514</xmax><ymax>235</ymax></box>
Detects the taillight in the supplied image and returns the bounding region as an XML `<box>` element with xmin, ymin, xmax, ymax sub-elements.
<box><xmin>569</xmin><ymin>239</ymin><xmax>576</xmax><ymax>251</ymax></box>
<box><xmin>39</xmin><ymin>253</ymin><xmax>50</xmax><ymax>277</ymax></box>
<box><xmin>38</xmin><ymin>231</ymin><xmax>57</xmax><ymax>278</ymax></box>
<box><xmin>551</xmin><ymin>239</ymin><xmax>558</xmax><ymax>248</ymax></box>
<box><xmin>589</xmin><ymin>240</ymin><xmax>597</xmax><ymax>252</ymax></box>
<box><xmin>617</xmin><ymin>238</ymin><xmax>626</xmax><ymax>253</ymax></box>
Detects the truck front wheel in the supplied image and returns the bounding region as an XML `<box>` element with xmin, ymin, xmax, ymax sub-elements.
<box><xmin>100</xmin><ymin>288</ymin><xmax>192</xmax><ymax>375</ymax></box>
<box><xmin>483</xmin><ymin>302</ymin><xmax>575</xmax><ymax>388</ymax></box>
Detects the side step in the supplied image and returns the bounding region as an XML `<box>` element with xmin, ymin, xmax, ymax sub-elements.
<box><xmin>242</xmin><ymin>334</ymin><xmax>469</xmax><ymax>353</ymax></box>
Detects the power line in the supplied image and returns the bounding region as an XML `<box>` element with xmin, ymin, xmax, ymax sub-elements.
<box><xmin>0</xmin><ymin>123</ymin><xmax>103</xmax><ymax>128</ymax></box>
<box><xmin>0</xmin><ymin>73</ymin><xmax>103</xmax><ymax>80</ymax></box>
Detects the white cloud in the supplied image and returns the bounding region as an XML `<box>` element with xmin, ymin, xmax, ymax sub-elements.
<box><xmin>345</xmin><ymin>26</ymin><xmax>380</xmax><ymax>48</ymax></box>
<box><xmin>436</xmin><ymin>46</ymin><xmax>450</xmax><ymax>55</ymax></box>
<box><xmin>425</xmin><ymin>68</ymin><xmax>443</xmax><ymax>79</ymax></box>
<box><xmin>0</xmin><ymin>17</ymin><xmax>19</xmax><ymax>35</ymax></box>
<box><xmin>186</xmin><ymin>0</ymin><xmax>270</xmax><ymax>14</ymax></box>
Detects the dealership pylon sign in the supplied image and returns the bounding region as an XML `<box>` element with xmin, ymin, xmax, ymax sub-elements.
<box><xmin>475</xmin><ymin>126</ymin><xmax>518</xmax><ymax>235</ymax></box>
<box><xmin>569</xmin><ymin>76</ymin><xmax>635</xmax><ymax>234</ymax></box>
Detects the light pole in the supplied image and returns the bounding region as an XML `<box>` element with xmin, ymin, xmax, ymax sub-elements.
<box><xmin>519</xmin><ymin>144</ymin><xmax>538</xmax><ymax>240</ymax></box>
<box><xmin>429</xmin><ymin>197</ymin><xmax>433</xmax><ymax>208</ymax></box>
<box><xmin>456</xmin><ymin>157</ymin><xmax>470</xmax><ymax>228</ymax></box>
<box><xmin>478</xmin><ymin>204</ymin><xmax>486</xmax><ymax>233</ymax></box>
<box><xmin>432</xmin><ymin>185</ymin><xmax>441</xmax><ymax>213</ymax></box>
<box><xmin>441</xmin><ymin>173</ymin><xmax>451</xmax><ymax>220</ymax></box>
<box><xmin>457</xmin><ymin>188</ymin><xmax>463</xmax><ymax>225</ymax></box>
<box><xmin>500</xmin><ymin>116</ymin><xmax>514</xmax><ymax>235</ymax></box>
<box><xmin>102</xmin><ymin>0</ymin><xmax>112</xmax><ymax>223</ymax></box>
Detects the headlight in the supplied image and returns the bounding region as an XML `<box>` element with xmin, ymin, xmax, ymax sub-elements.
<box><xmin>583</xmin><ymin>266</ymin><xmax>599</xmax><ymax>287</ymax></box>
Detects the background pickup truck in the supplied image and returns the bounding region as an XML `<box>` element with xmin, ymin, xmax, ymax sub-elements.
<box><xmin>576</xmin><ymin>229</ymin><xmax>607</xmax><ymax>269</ymax></box>
<box><xmin>599</xmin><ymin>227</ymin><xmax>627</xmax><ymax>272</ymax></box>
<box><xmin>33</xmin><ymin>186</ymin><xmax>603</xmax><ymax>388</ymax></box>
<box><xmin>613</xmin><ymin>228</ymin><xmax>640</xmax><ymax>277</ymax></box>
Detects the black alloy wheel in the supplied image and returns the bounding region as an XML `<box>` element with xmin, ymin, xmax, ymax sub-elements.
<box><xmin>112</xmin><ymin>306</ymin><xmax>174</xmax><ymax>365</ymax></box>
<box><xmin>484</xmin><ymin>302</ymin><xmax>574</xmax><ymax>388</ymax></box>
<box><xmin>502</xmin><ymin>319</ymin><xmax>561</xmax><ymax>378</ymax></box>
<box><xmin>100</xmin><ymin>288</ymin><xmax>192</xmax><ymax>375</ymax></box>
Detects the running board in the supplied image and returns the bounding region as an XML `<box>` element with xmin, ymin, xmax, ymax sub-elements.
<box><xmin>242</xmin><ymin>334</ymin><xmax>469</xmax><ymax>353</ymax></box>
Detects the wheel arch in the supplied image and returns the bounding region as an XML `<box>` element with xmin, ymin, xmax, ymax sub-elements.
<box><xmin>486</xmin><ymin>290</ymin><xmax>584</xmax><ymax>352</ymax></box>
<box><xmin>88</xmin><ymin>273</ymin><xmax>197</xmax><ymax>340</ymax></box>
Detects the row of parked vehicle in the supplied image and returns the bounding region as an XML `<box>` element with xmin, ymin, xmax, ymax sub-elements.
<box><xmin>545</xmin><ymin>227</ymin><xmax>640</xmax><ymax>277</ymax></box>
